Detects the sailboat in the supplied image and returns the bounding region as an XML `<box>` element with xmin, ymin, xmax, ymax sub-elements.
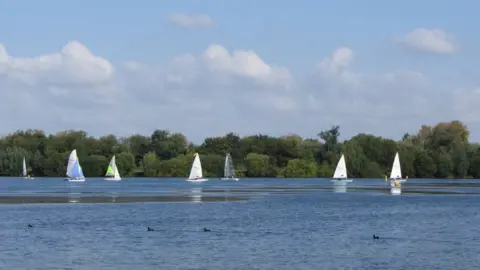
<box><xmin>186</xmin><ymin>153</ymin><xmax>208</xmax><ymax>182</ymax></box>
<box><xmin>330</xmin><ymin>154</ymin><xmax>352</xmax><ymax>183</ymax></box>
<box><xmin>389</xmin><ymin>152</ymin><xmax>407</xmax><ymax>187</ymax></box>
<box><xmin>64</xmin><ymin>149</ymin><xmax>85</xmax><ymax>182</ymax></box>
<box><xmin>21</xmin><ymin>157</ymin><xmax>34</xmax><ymax>179</ymax></box>
<box><xmin>104</xmin><ymin>155</ymin><xmax>121</xmax><ymax>181</ymax></box>
<box><xmin>221</xmin><ymin>153</ymin><xmax>239</xmax><ymax>181</ymax></box>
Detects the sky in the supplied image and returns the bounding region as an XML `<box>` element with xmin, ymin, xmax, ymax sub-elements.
<box><xmin>0</xmin><ymin>0</ymin><xmax>480</xmax><ymax>143</ymax></box>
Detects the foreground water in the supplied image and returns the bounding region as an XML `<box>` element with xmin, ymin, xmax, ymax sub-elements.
<box><xmin>0</xmin><ymin>177</ymin><xmax>479</xmax><ymax>269</ymax></box>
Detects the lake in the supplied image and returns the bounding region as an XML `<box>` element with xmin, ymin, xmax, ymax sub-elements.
<box><xmin>0</xmin><ymin>177</ymin><xmax>478</xmax><ymax>269</ymax></box>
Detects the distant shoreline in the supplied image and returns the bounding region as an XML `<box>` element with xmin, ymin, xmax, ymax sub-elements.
<box><xmin>1</xmin><ymin>177</ymin><xmax>479</xmax><ymax>180</ymax></box>
<box><xmin>2</xmin><ymin>121</ymin><xmax>475</xmax><ymax>179</ymax></box>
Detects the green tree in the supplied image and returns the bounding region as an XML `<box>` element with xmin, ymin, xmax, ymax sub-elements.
<box><xmin>397</xmin><ymin>145</ymin><xmax>416</xmax><ymax>178</ymax></box>
<box><xmin>452</xmin><ymin>146</ymin><xmax>469</xmax><ymax>178</ymax></box>
<box><xmin>143</xmin><ymin>152</ymin><xmax>160</xmax><ymax>177</ymax></box>
<box><xmin>0</xmin><ymin>120</ymin><xmax>475</xmax><ymax>178</ymax></box>
<box><xmin>341</xmin><ymin>140</ymin><xmax>370</xmax><ymax>177</ymax></box>
<box><xmin>435</xmin><ymin>152</ymin><xmax>454</xmax><ymax>178</ymax></box>
<box><xmin>283</xmin><ymin>159</ymin><xmax>317</xmax><ymax>178</ymax></box>
<box><xmin>150</xmin><ymin>130</ymin><xmax>188</xmax><ymax>160</ymax></box>
<box><xmin>361</xmin><ymin>161</ymin><xmax>384</xmax><ymax>178</ymax></box>
<box><xmin>125</xmin><ymin>134</ymin><xmax>150</xmax><ymax>166</ymax></box>
<box><xmin>0</xmin><ymin>146</ymin><xmax>29</xmax><ymax>176</ymax></box>
<box><xmin>40</xmin><ymin>150</ymin><xmax>67</xmax><ymax>177</ymax></box>
<box><xmin>83</xmin><ymin>155</ymin><xmax>108</xmax><ymax>177</ymax></box>
<box><xmin>469</xmin><ymin>150</ymin><xmax>480</xmax><ymax>178</ymax></box>
<box><xmin>244</xmin><ymin>153</ymin><xmax>272</xmax><ymax>177</ymax></box>
<box><xmin>317</xmin><ymin>161</ymin><xmax>332</xmax><ymax>177</ymax></box>
<box><xmin>414</xmin><ymin>150</ymin><xmax>436</xmax><ymax>177</ymax></box>
<box><xmin>159</xmin><ymin>154</ymin><xmax>190</xmax><ymax>177</ymax></box>
<box><xmin>200</xmin><ymin>154</ymin><xmax>224</xmax><ymax>177</ymax></box>
<box><xmin>116</xmin><ymin>152</ymin><xmax>136</xmax><ymax>176</ymax></box>
<box><xmin>317</xmin><ymin>126</ymin><xmax>340</xmax><ymax>166</ymax></box>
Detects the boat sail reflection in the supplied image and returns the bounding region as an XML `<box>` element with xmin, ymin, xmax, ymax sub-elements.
<box><xmin>332</xmin><ymin>181</ymin><xmax>348</xmax><ymax>193</ymax></box>
<box><xmin>68</xmin><ymin>192</ymin><xmax>80</xmax><ymax>203</ymax></box>
<box><xmin>390</xmin><ymin>186</ymin><xmax>402</xmax><ymax>195</ymax></box>
<box><xmin>189</xmin><ymin>187</ymin><xmax>203</xmax><ymax>203</ymax></box>
<box><xmin>390</xmin><ymin>179</ymin><xmax>402</xmax><ymax>195</ymax></box>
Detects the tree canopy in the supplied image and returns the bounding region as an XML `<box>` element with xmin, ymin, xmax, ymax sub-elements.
<box><xmin>2</xmin><ymin>120</ymin><xmax>479</xmax><ymax>178</ymax></box>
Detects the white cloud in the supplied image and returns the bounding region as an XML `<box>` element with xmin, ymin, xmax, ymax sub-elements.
<box><xmin>167</xmin><ymin>13</ymin><xmax>214</xmax><ymax>29</ymax></box>
<box><xmin>3</xmin><ymin>41</ymin><xmax>113</xmax><ymax>86</ymax></box>
<box><xmin>201</xmin><ymin>44</ymin><xmax>292</xmax><ymax>88</ymax></box>
<box><xmin>0</xmin><ymin>41</ymin><xmax>478</xmax><ymax>142</ymax></box>
<box><xmin>316</xmin><ymin>47</ymin><xmax>359</xmax><ymax>86</ymax></box>
<box><xmin>396</xmin><ymin>28</ymin><xmax>457</xmax><ymax>54</ymax></box>
<box><xmin>302</xmin><ymin>47</ymin><xmax>462</xmax><ymax>139</ymax></box>
<box><xmin>0</xmin><ymin>41</ymin><xmax>295</xmax><ymax>141</ymax></box>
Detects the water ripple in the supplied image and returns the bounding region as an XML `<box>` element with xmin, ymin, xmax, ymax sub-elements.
<box><xmin>0</xmin><ymin>178</ymin><xmax>477</xmax><ymax>269</ymax></box>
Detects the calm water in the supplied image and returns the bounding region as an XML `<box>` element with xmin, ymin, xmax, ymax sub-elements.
<box><xmin>0</xmin><ymin>177</ymin><xmax>479</xmax><ymax>269</ymax></box>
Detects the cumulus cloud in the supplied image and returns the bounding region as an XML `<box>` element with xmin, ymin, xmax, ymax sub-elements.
<box><xmin>396</xmin><ymin>28</ymin><xmax>457</xmax><ymax>54</ymax></box>
<box><xmin>300</xmin><ymin>46</ymin><xmax>468</xmax><ymax>140</ymax></box>
<box><xmin>316</xmin><ymin>47</ymin><xmax>359</xmax><ymax>86</ymax></box>
<box><xmin>0</xmin><ymin>41</ymin><xmax>295</xmax><ymax>141</ymax></box>
<box><xmin>167</xmin><ymin>13</ymin><xmax>214</xmax><ymax>29</ymax></box>
<box><xmin>0</xmin><ymin>41</ymin><xmax>477</xmax><ymax>142</ymax></box>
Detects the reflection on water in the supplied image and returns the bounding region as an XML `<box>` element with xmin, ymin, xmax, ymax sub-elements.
<box><xmin>1</xmin><ymin>178</ymin><xmax>480</xmax><ymax>270</ymax></box>
<box><xmin>223</xmin><ymin>187</ymin><xmax>231</xmax><ymax>201</ymax></box>
<box><xmin>189</xmin><ymin>187</ymin><xmax>202</xmax><ymax>203</ymax></box>
<box><xmin>68</xmin><ymin>198</ymin><xmax>79</xmax><ymax>203</ymax></box>
<box><xmin>67</xmin><ymin>191</ymin><xmax>121</xmax><ymax>203</ymax></box>
<box><xmin>2</xmin><ymin>178</ymin><xmax>480</xmax><ymax>205</ymax></box>
<box><xmin>110</xmin><ymin>191</ymin><xmax>119</xmax><ymax>203</ymax></box>
<box><xmin>390</xmin><ymin>186</ymin><xmax>402</xmax><ymax>195</ymax></box>
<box><xmin>68</xmin><ymin>192</ymin><xmax>80</xmax><ymax>203</ymax></box>
<box><xmin>332</xmin><ymin>182</ymin><xmax>348</xmax><ymax>193</ymax></box>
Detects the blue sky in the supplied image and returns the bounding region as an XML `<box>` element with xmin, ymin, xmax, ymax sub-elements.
<box><xmin>0</xmin><ymin>0</ymin><xmax>479</xmax><ymax>142</ymax></box>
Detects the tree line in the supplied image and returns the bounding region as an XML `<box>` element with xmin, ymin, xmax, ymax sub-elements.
<box><xmin>0</xmin><ymin>120</ymin><xmax>478</xmax><ymax>178</ymax></box>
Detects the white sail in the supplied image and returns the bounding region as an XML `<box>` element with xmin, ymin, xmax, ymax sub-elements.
<box><xmin>66</xmin><ymin>149</ymin><xmax>78</xmax><ymax>177</ymax></box>
<box><xmin>333</xmin><ymin>154</ymin><xmax>347</xmax><ymax>179</ymax></box>
<box><xmin>77</xmin><ymin>162</ymin><xmax>84</xmax><ymax>178</ymax></box>
<box><xmin>65</xmin><ymin>149</ymin><xmax>85</xmax><ymax>182</ymax></box>
<box><xmin>188</xmin><ymin>153</ymin><xmax>203</xmax><ymax>179</ymax></box>
<box><xmin>186</xmin><ymin>153</ymin><xmax>207</xmax><ymax>182</ymax></box>
<box><xmin>224</xmin><ymin>154</ymin><xmax>231</xmax><ymax>177</ymax></box>
<box><xmin>22</xmin><ymin>157</ymin><xmax>27</xmax><ymax>177</ymax></box>
<box><xmin>113</xmin><ymin>158</ymin><xmax>121</xmax><ymax>179</ymax></box>
<box><xmin>105</xmin><ymin>155</ymin><xmax>121</xmax><ymax>181</ymax></box>
<box><xmin>222</xmin><ymin>153</ymin><xmax>239</xmax><ymax>180</ymax></box>
<box><xmin>389</xmin><ymin>152</ymin><xmax>402</xmax><ymax>179</ymax></box>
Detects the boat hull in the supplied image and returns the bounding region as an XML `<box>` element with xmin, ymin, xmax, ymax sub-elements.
<box><xmin>22</xmin><ymin>177</ymin><xmax>34</xmax><ymax>180</ymax></box>
<box><xmin>389</xmin><ymin>179</ymin><xmax>406</xmax><ymax>187</ymax></box>
<box><xmin>65</xmin><ymin>177</ymin><xmax>86</xmax><ymax>182</ymax></box>
<box><xmin>221</xmin><ymin>177</ymin><xmax>239</xmax><ymax>181</ymax></box>
<box><xmin>186</xmin><ymin>178</ymin><xmax>208</xmax><ymax>182</ymax></box>
<box><xmin>104</xmin><ymin>177</ymin><xmax>121</xmax><ymax>181</ymax></box>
